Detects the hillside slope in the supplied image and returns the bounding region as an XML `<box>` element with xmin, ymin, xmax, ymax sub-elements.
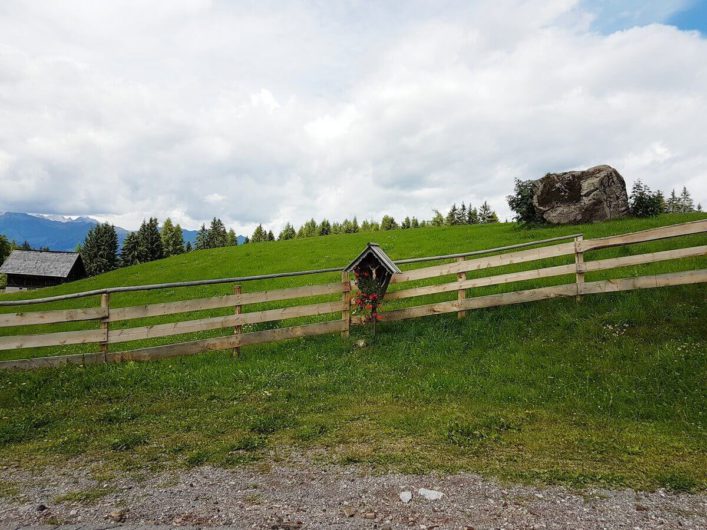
<box><xmin>0</xmin><ymin>214</ymin><xmax>705</xmax><ymax>491</ymax></box>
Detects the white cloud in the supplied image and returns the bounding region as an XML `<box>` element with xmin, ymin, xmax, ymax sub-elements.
<box><xmin>0</xmin><ymin>0</ymin><xmax>705</xmax><ymax>233</ymax></box>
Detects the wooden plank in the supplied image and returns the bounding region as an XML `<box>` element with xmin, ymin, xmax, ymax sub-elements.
<box><xmin>108</xmin><ymin>282</ymin><xmax>343</xmax><ymax>321</ymax></box>
<box><xmin>580</xmin><ymin>219</ymin><xmax>707</xmax><ymax>252</ymax></box>
<box><xmin>108</xmin><ymin>314</ymin><xmax>236</xmax><ymax>344</ymax></box>
<box><xmin>583</xmin><ymin>245</ymin><xmax>707</xmax><ymax>273</ymax></box>
<box><xmin>391</xmin><ymin>242</ymin><xmax>575</xmax><ymax>283</ymax></box>
<box><xmin>236</xmin><ymin>320</ymin><xmax>345</xmax><ymax>347</ymax></box>
<box><xmin>100</xmin><ymin>293</ymin><xmax>110</xmax><ymax>361</ymax></box>
<box><xmin>457</xmin><ymin>257</ymin><xmax>466</xmax><ymax>319</ymax></box>
<box><xmin>108</xmin><ymin>300</ymin><xmax>342</xmax><ymax>344</ymax></box>
<box><xmin>386</xmin><ymin>263</ymin><xmax>576</xmax><ymax>301</ymax></box>
<box><xmin>108</xmin><ymin>335</ymin><xmax>238</xmax><ymax>363</ymax></box>
<box><xmin>0</xmin><ymin>328</ymin><xmax>105</xmax><ymax>351</ymax></box>
<box><xmin>341</xmin><ymin>272</ymin><xmax>351</xmax><ymax>338</ymax></box>
<box><xmin>575</xmin><ymin>236</ymin><xmax>584</xmax><ymax>300</ymax></box>
<box><xmin>581</xmin><ymin>269</ymin><xmax>707</xmax><ymax>294</ymax></box>
<box><xmin>235</xmin><ymin>300</ymin><xmax>342</xmax><ymax>326</ymax></box>
<box><xmin>233</xmin><ymin>285</ymin><xmax>242</xmax><ymax>357</ymax></box>
<box><xmin>0</xmin><ymin>307</ymin><xmax>108</xmax><ymax>328</ymax></box>
<box><xmin>382</xmin><ymin>284</ymin><xmax>578</xmax><ymax>322</ymax></box>
<box><xmin>0</xmin><ymin>352</ymin><xmax>104</xmax><ymax>370</ymax></box>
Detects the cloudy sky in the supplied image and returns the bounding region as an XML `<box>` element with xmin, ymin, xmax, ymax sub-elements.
<box><xmin>1</xmin><ymin>0</ymin><xmax>706</xmax><ymax>233</ymax></box>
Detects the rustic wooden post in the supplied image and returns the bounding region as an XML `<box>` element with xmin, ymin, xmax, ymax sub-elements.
<box><xmin>457</xmin><ymin>257</ymin><xmax>467</xmax><ymax>319</ymax></box>
<box><xmin>574</xmin><ymin>235</ymin><xmax>584</xmax><ymax>301</ymax></box>
<box><xmin>341</xmin><ymin>271</ymin><xmax>351</xmax><ymax>338</ymax></box>
<box><xmin>233</xmin><ymin>285</ymin><xmax>242</xmax><ymax>357</ymax></box>
<box><xmin>100</xmin><ymin>293</ymin><xmax>110</xmax><ymax>363</ymax></box>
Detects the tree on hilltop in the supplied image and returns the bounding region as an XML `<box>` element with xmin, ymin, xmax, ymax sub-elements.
<box><xmin>161</xmin><ymin>218</ymin><xmax>185</xmax><ymax>257</ymax></box>
<box><xmin>81</xmin><ymin>222</ymin><xmax>119</xmax><ymax>276</ymax></box>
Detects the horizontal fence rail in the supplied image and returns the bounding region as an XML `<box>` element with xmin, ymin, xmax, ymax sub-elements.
<box><xmin>0</xmin><ymin>219</ymin><xmax>705</xmax><ymax>370</ymax></box>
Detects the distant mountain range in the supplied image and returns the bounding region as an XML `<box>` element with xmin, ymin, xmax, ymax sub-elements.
<box><xmin>0</xmin><ymin>212</ymin><xmax>242</xmax><ymax>251</ymax></box>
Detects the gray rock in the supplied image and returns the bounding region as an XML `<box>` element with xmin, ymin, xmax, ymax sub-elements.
<box><xmin>532</xmin><ymin>165</ymin><xmax>629</xmax><ymax>224</ymax></box>
<box><xmin>418</xmin><ymin>488</ymin><xmax>444</xmax><ymax>501</ymax></box>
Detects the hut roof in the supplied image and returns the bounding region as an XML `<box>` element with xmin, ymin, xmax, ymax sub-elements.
<box><xmin>344</xmin><ymin>243</ymin><xmax>401</xmax><ymax>274</ymax></box>
<box><xmin>0</xmin><ymin>250</ymin><xmax>83</xmax><ymax>279</ymax></box>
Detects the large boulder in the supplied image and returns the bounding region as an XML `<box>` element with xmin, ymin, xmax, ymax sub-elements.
<box><xmin>532</xmin><ymin>165</ymin><xmax>630</xmax><ymax>224</ymax></box>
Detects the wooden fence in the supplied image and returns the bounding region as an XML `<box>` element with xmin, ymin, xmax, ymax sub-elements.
<box><xmin>1</xmin><ymin>219</ymin><xmax>706</xmax><ymax>370</ymax></box>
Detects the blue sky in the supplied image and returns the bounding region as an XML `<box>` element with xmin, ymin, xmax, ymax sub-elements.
<box><xmin>669</xmin><ymin>0</ymin><xmax>707</xmax><ymax>33</ymax></box>
<box><xmin>588</xmin><ymin>0</ymin><xmax>707</xmax><ymax>34</ymax></box>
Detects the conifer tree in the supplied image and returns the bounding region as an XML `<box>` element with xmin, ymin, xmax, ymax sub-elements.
<box><xmin>401</xmin><ymin>216</ymin><xmax>411</xmax><ymax>229</ymax></box>
<box><xmin>458</xmin><ymin>203</ymin><xmax>467</xmax><ymax>224</ymax></box>
<box><xmin>81</xmin><ymin>223</ymin><xmax>119</xmax><ymax>276</ymax></box>
<box><xmin>299</xmin><ymin>218</ymin><xmax>318</xmax><ymax>238</ymax></box>
<box><xmin>318</xmin><ymin>219</ymin><xmax>331</xmax><ymax>236</ymax></box>
<box><xmin>380</xmin><ymin>215</ymin><xmax>398</xmax><ymax>230</ymax></box>
<box><xmin>161</xmin><ymin>218</ymin><xmax>185</xmax><ymax>257</ymax></box>
<box><xmin>351</xmin><ymin>217</ymin><xmax>359</xmax><ymax>233</ymax></box>
<box><xmin>431</xmin><ymin>210</ymin><xmax>445</xmax><ymax>226</ymax></box>
<box><xmin>467</xmin><ymin>206</ymin><xmax>479</xmax><ymax>224</ymax></box>
<box><xmin>278</xmin><ymin>223</ymin><xmax>296</xmax><ymax>240</ymax></box>
<box><xmin>666</xmin><ymin>189</ymin><xmax>679</xmax><ymax>213</ymax></box>
<box><xmin>411</xmin><ymin>217</ymin><xmax>420</xmax><ymax>228</ymax></box>
<box><xmin>251</xmin><ymin>224</ymin><xmax>267</xmax><ymax>243</ymax></box>
<box><xmin>208</xmin><ymin>218</ymin><xmax>228</xmax><ymax>248</ymax></box>
<box><xmin>679</xmin><ymin>186</ymin><xmax>694</xmax><ymax>212</ymax></box>
<box><xmin>267</xmin><ymin>230</ymin><xmax>275</xmax><ymax>241</ymax></box>
<box><xmin>478</xmin><ymin>202</ymin><xmax>498</xmax><ymax>224</ymax></box>
<box><xmin>136</xmin><ymin>217</ymin><xmax>163</xmax><ymax>261</ymax></box>
<box><xmin>120</xmin><ymin>232</ymin><xmax>141</xmax><ymax>266</ymax></box>
<box><xmin>227</xmin><ymin>228</ymin><xmax>238</xmax><ymax>246</ymax></box>
<box><xmin>185</xmin><ymin>241</ymin><xmax>192</xmax><ymax>252</ymax></box>
<box><xmin>445</xmin><ymin>204</ymin><xmax>458</xmax><ymax>225</ymax></box>
<box><xmin>195</xmin><ymin>224</ymin><xmax>209</xmax><ymax>250</ymax></box>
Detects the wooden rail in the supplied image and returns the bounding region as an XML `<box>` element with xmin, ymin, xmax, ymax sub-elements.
<box><xmin>0</xmin><ymin>219</ymin><xmax>705</xmax><ymax>370</ymax></box>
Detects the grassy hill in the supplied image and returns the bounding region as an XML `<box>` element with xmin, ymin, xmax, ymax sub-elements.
<box><xmin>0</xmin><ymin>213</ymin><xmax>705</xmax><ymax>492</ymax></box>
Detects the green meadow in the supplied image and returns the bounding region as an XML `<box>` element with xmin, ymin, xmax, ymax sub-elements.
<box><xmin>0</xmin><ymin>213</ymin><xmax>705</xmax><ymax>492</ymax></box>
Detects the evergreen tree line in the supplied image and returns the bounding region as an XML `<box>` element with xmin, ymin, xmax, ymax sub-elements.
<box><xmin>250</xmin><ymin>202</ymin><xmax>500</xmax><ymax>243</ymax></box>
<box><xmin>79</xmin><ymin>216</ymin><xmax>238</xmax><ymax>276</ymax></box>
<box><xmin>628</xmin><ymin>182</ymin><xmax>701</xmax><ymax>218</ymax></box>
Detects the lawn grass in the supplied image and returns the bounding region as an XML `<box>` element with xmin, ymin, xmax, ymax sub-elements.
<box><xmin>0</xmin><ymin>213</ymin><xmax>705</xmax><ymax>492</ymax></box>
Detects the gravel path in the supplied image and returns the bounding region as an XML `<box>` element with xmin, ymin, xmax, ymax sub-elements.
<box><xmin>1</xmin><ymin>461</ymin><xmax>705</xmax><ymax>529</ymax></box>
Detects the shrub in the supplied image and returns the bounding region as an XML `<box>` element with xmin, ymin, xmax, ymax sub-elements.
<box><xmin>507</xmin><ymin>179</ymin><xmax>544</xmax><ymax>226</ymax></box>
<box><xmin>629</xmin><ymin>180</ymin><xmax>663</xmax><ymax>217</ymax></box>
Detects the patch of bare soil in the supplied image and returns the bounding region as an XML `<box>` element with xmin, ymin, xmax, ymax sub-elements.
<box><xmin>1</xmin><ymin>458</ymin><xmax>705</xmax><ymax>529</ymax></box>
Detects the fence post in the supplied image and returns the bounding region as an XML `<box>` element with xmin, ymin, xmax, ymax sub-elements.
<box><xmin>233</xmin><ymin>285</ymin><xmax>242</xmax><ymax>357</ymax></box>
<box><xmin>457</xmin><ymin>257</ymin><xmax>467</xmax><ymax>319</ymax></box>
<box><xmin>574</xmin><ymin>235</ymin><xmax>584</xmax><ymax>301</ymax></box>
<box><xmin>341</xmin><ymin>271</ymin><xmax>351</xmax><ymax>338</ymax></box>
<box><xmin>100</xmin><ymin>293</ymin><xmax>110</xmax><ymax>363</ymax></box>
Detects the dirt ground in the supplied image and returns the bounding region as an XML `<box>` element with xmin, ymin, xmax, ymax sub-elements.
<box><xmin>1</xmin><ymin>459</ymin><xmax>705</xmax><ymax>529</ymax></box>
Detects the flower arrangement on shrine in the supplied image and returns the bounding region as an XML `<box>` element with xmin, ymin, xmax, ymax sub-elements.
<box><xmin>352</xmin><ymin>267</ymin><xmax>385</xmax><ymax>323</ymax></box>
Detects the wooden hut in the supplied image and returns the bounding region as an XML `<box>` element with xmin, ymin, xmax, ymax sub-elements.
<box><xmin>0</xmin><ymin>250</ymin><xmax>86</xmax><ymax>291</ymax></box>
